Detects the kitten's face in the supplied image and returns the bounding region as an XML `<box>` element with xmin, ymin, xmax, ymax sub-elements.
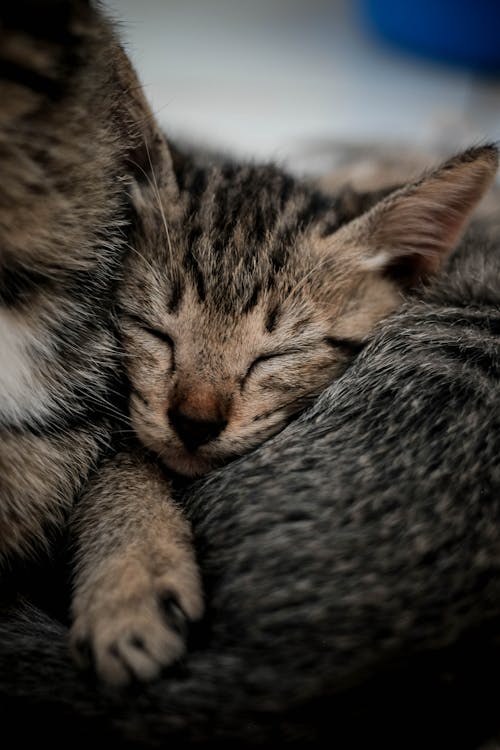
<box><xmin>119</xmin><ymin>148</ymin><xmax>497</xmax><ymax>476</ymax></box>
<box><xmin>120</xmin><ymin>275</ymin><xmax>396</xmax><ymax>477</ymax></box>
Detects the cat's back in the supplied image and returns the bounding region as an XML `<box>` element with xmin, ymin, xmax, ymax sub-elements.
<box><xmin>395</xmin><ymin>224</ymin><xmax>500</xmax><ymax>395</ymax></box>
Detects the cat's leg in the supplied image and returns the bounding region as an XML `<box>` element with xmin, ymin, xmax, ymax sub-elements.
<box><xmin>70</xmin><ymin>449</ymin><xmax>203</xmax><ymax>686</ymax></box>
<box><xmin>0</xmin><ymin>427</ymin><xmax>107</xmax><ymax>566</ymax></box>
<box><xmin>0</xmin><ymin>1</ymin><xmax>171</xmax><ymax>566</ymax></box>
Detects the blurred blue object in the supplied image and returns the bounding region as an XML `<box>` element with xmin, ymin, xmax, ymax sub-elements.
<box><xmin>360</xmin><ymin>0</ymin><xmax>500</xmax><ymax>73</ymax></box>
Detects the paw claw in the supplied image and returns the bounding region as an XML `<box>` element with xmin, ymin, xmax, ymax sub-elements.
<box><xmin>160</xmin><ymin>593</ymin><xmax>188</xmax><ymax>636</ymax></box>
<box><xmin>70</xmin><ymin>563</ymin><xmax>203</xmax><ymax>685</ymax></box>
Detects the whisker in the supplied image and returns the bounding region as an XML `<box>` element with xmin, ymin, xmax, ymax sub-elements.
<box><xmin>122</xmin><ymin>240</ymin><xmax>159</xmax><ymax>281</ymax></box>
<box><xmin>144</xmin><ymin>140</ymin><xmax>174</xmax><ymax>268</ymax></box>
<box><xmin>127</xmin><ymin>140</ymin><xmax>178</xmax><ymax>281</ymax></box>
<box><xmin>282</xmin><ymin>254</ymin><xmax>338</xmax><ymax>306</ymax></box>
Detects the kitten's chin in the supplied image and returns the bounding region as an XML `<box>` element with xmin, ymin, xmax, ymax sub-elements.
<box><xmin>159</xmin><ymin>449</ymin><xmax>218</xmax><ymax>478</ymax></box>
<box><xmin>131</xmin><ymin>418</ymin><xmax>217</xmax><ymax>476</ymax></box>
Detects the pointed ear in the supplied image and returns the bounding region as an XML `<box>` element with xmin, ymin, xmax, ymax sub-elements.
<box><xmin>327</xmin><ymin>145</ymin><xmax>498</xmax><ymax>284</ymax></box>
<box><xmin>116</xmin><ymin>45</ymin><xmax>178</xmax><ymax>203</ymax></box>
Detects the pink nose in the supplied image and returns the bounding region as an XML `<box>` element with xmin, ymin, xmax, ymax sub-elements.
<box><xmin>167</xmin><ymin>386</ymin><xmax>229</xmax><ymax>451</ymax></box>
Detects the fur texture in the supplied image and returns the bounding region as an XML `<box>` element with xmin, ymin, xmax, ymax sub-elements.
<box><xmin>71</xmin><ymin>137</ymin><xmax>496</xmax><ymax>684</ymax></box>
<box><xmin>2</xmin><ymin>224</ymin><xmax>500</xmax><ymax>748</ymax></box>
<box><xmin>0</xmin><ymin>0</ymin><xmax>169</xmax><ymax>563</ymax></box>
<box><xmin>2</xmin><ymin>2</ymin><xmax>500</xmax><ymax>746</ymax></box>
<box><xmin>120</xmin><ymin>143</ymin><xmax>497</xmax><ymax>478</ymax></box>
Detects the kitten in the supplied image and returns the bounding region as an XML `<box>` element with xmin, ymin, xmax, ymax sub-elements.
<box><xmin>0</xmin><ymin>0</ymin><xmax>319</xmax><ymax>681</ymax></box>
<box><xmin>0</xmin><ymin>0</ymin><xmax>393</xmax><ymax>687</ymax></box>
<box><xmin>69</xmin><ymin>139</ymin><xmax>498</xmax><ymax>685</ymax></box>
<box><xmin>3</xmin><ymin>208</ymin><xmax>500</xmax><ymax>748</ymax></box>
<box><xmin>0</xmin><ymin>0</ymin><xmax>177</xmax><ymax>565</ymax></box>
<box><xmin>121</xmin><ymin>145</ymin><xmax>499</xmax><ymax>477</ymax></box>
<box><xmin>1</xmin><ymin>0</ymin><xmax>497</xmax><ymax>693</ymax></box>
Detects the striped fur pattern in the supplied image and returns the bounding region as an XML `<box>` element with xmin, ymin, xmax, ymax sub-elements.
<box><xmin>0</xmin><ymin>2</ymin><xmax>171</xmax><ymax>563</ymax></box>
<box><xmin>76</xmin><ymin>141</ymin><xmax>495</xmax><ymax>686</ymax></box>
<box><xmin>2</xmin><ymin>219</ymin><xmax>500</xmax><ymax>748</ymax></box>
<box><xmin>0</xmin><ymin>0</ymin><xmax>201</xmax><ymax>687</ymax></box>
<box><xmin>119</xmin><ymin>144</ymin><xmax>498</xmax><ymax>478</ymax></box>
<box><xmin>1</xmin><ymin>1</ymin><xmax>498</xmax><ymax>691</ymax></box>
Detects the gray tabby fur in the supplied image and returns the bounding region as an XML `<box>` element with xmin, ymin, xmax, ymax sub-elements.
<box><xmin>1</xmin><ymin>0</ymin><xmax>500</xmax><ymax>746</ymax></box>
<box><xmin>2</xmin><ymin>223</ymin><xmax>500</xmax><ymax>748</ymax></box>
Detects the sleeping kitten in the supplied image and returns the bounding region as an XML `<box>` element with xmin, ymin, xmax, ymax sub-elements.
<box><xmin>0</xmin><ymin>0</ymin><xmax>496</xmax><ymax>694</ymax></box>
<box><xmin>123</xmin><ymin>145</ymin><xmax>499</xmax><ymax>477</ymax></box>
<box><xmin>69</xmin><ymin>140</ymin><xmax>498</xmax><ymax>685</ymax></box>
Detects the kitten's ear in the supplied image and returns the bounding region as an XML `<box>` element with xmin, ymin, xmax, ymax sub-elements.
<box><xmin>118</xmin><ymin>47</ymin><xmax>178</xmax><ymax>203</ymax></box>
<box><xmin>326</xmin><ymin>145</ymin><xmax>498</xmax><ymax>284</ymax></box>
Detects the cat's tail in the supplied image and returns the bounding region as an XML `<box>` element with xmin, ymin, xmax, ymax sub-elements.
<box><xmin>0</xmin><ymin>599</ymin><xmax>302</xmax><ymax>747</ymax></box>
<box><xmin>1</xmin><ymin>595</ymin><xmax>499</xmax><ymax>749</ymax></box>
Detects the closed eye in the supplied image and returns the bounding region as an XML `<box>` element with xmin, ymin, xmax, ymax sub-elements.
<box><xmin>243</xmin><ymin>337</ymin><xmax>365</xmax><ymax>386</ymax></box>
<box><xmin>143</xmin><ymin>327</ymin><xmax>175</xmax><ymax>348</ymax></box>
<box><xmin>244</xmin><ymin>350</ymin><xmax>302</xmax><ymax>382</ymax></box>
<box><xmin>123</xmin><ymin>314</ymin><xmax>175</xmax><ymax>348</ymax></box>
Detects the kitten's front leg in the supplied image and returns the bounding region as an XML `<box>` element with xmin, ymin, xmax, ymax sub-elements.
<box><xmin>70</xmin><ymin>449</ymin><xmax>203</xmax><ymax>686</ymax></box>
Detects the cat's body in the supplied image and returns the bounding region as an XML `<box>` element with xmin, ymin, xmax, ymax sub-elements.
<box><xmin>0</xmin><ymin>0</ymin><xmax>204</xmax><ymax>685</ymax></box>
<box><xmin>0</xmin><ymin>1</ymin><xmax>158</xmax><ymax>563</ymax></box>
<box><xmin>69</xmin><ymin>131</ymin><xmax>497</xmax><ymax>682</ymax></box>
<box><xmin>1</xmin><ymin>1</ymin><xmax>500</xmax><ymax>745</ymax></box>
<box><xmin>2</xmin><ymin>220</ymin><xmax>500</xmax><ymax>749</ymax></box>
<box><xmin>0</xmin><ymin>0</ymin><xmax>375</xmax><ymax>675</ymax></box>
<box><xmin>1</xmin><ymin>0</ymin><xmax>499</xmax><ymax>691</ymax></box>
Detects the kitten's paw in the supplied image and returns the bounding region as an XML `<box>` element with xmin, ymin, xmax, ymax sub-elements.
<box><xmin>70</xmin><ymin>559</ymin><xmax>204</xmax><ymax>686</ymax></box>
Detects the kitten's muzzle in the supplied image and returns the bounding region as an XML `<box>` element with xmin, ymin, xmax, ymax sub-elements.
<box><xmin>167</xmin><ymin>407</ymin><xmax>227</xmax><ymax>452</ymax></box>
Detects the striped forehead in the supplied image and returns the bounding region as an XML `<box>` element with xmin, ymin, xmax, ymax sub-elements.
<box><xmin>169</xmin><ymin>161</ymin><xmax>336</xmax><ymax>316</ymax></box>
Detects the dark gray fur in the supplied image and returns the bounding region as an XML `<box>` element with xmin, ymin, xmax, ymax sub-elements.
<box><xmin>2</xmin><ymin>225</ymin><xmax>500</xmax><ymax>748</ymax></box>
<box><xmin>1</xmin><ymin>1</ymin><xmax>500</xmax><ymax>746</ymax></box>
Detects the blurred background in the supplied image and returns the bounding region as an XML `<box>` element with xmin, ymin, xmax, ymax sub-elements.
<box><xmin>105</xmin><ymin>0</ymin><xmax>500</xmax><ymax>179</ymax></box>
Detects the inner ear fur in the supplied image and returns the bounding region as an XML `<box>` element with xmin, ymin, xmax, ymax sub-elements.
<box><xmin>324</xmin><ymin>145</ymin><xmax>499</xmax><ymax>285</ymax></box>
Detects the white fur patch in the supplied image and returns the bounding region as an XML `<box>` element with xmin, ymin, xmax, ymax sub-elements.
<box><xmin>360</xmin><ymin>250</ymin><xmax>391</xmax><ymax>271</ymax></box>
<box><xmin>0</xmin><ymin>310</ymin><xmax>53</xmax><ymax>425</ymax></box>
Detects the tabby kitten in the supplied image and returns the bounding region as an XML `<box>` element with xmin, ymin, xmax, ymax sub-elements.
<box><xmin>0</xmin><ymin>0</ymin><xmax>172</xmax><ymax>565</ymax></box>
<box><xmin>122</xmin><ymin>143</ymin><xmax>498</xmax><ymax>478</ymax></box>
<box><xmin>0</xmin><ymin>1</ymin><xmax>496</xmax><ymax>691</ymax></box>
<box><xmin>69</xmin><ymin>142</ymin><xmax>498</xmax><ymax>685</ymax></box>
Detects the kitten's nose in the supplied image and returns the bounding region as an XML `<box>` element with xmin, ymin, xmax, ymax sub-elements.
<box><xmin>168</xmin><ymin>407</ymin><xmax>227</xmax><ymax>451</ymax></box>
